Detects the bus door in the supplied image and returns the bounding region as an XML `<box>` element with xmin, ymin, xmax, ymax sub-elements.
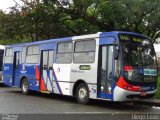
<box><xmin>40</xmin><ymin>50</ymin><xmax>54</xmax><ymax>92</ymax></box>
<box><xmin>13</xmin><ymin>51</ymin><xmax>20</xmax><ymax>86</ymax></box>
<box><xmin>98</xmin><ymin>37</ymin><xmax>116</xmax><ymax>100</ymax></box>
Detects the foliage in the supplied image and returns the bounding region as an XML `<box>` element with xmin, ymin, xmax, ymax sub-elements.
<box><xmin>155</xmin><ymin>77</ymin><xmax>160</xmax><ymax>99</ymax></box>
<box><xmin>0</xmin><ymin>0</ymin><xmax>160</xmax><ymax>44</ymax></box>
<box><xmin>57</xmin><ymin>0</ymin><xmax>160</xmax><ymax>43</ymax></box>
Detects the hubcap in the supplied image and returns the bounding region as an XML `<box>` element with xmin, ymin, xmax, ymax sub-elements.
<box><xmin>79</xmin><ymin>87</ymin><xmax>87</xmax><ymax>100</ymax></box>
<box><xmin>23</xmin><ymin>81</ymin><xmax>28</xmax><ymax>92</ymax></box>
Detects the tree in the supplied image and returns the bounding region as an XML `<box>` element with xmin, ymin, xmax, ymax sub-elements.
<box><xmin>0</xmin><ymin>0</ymin><xmax>160</xmax><ymax>44</ymax></box>
<box><xmin>0</xmin><ymin>8</ymin><xmax>31</xmax><ymax>44</ymax></box>
<box><xmin>20</xmin><ymin>0</ymin><xmax>100</xmax><ymax>41</ymax></box>
<box><xmin>52</xmin><ymin>0</ymin><xmax>160</xmax><ymax>42</ymax></box>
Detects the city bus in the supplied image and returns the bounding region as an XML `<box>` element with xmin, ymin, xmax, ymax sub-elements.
<box><xmin>0</xmin><ymin>45</ymin><xmax>5</xmax><ymax>83</ymax></box>
<box><xmin>2</xmin><ymin>31</ymin><xmax>158</xmax><ymax>104</ymax></box>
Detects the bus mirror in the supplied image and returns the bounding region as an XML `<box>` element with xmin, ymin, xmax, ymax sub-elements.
<box><xmin>114</xmin><ymin>46</ymin><xmax>119</xmax><ymax>60</ymax></box>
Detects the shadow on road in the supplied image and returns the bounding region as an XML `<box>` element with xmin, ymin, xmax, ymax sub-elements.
<box><xmin>0</xmin><ymin>83</ymin><xmax>9</xmax><ymax>87</ymax></box>
<box><xmin>5</xmin><ymin>87</ymin><xmax>151</xmax><ymax>111</ymax></box>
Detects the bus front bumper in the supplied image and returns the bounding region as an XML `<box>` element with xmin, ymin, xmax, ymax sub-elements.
<box><xmin>113</xmin><ymin>86</ymin><xmax>157</xmax><ymax>101</ymax></box>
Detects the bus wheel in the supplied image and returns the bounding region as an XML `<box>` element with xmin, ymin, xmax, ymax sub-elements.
<box><xmin>21</xmin><ymin>78</ymin><xmax>29</xmax><ymax>95</ymax></box>
<box><xmin>76</xmin><ymin>83</ymin><xmax>89</xmax><ymax>104</ymax></box>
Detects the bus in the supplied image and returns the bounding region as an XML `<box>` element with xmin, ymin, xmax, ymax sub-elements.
<box><xmin>0</xmin><ymin>45</ymin><xmax>5</xmax><ymax>83</ymax></box>
<box><xmin>2</xmin><ymin>31</ymin><xmax>158</xmax><ymax>104</ymax></box>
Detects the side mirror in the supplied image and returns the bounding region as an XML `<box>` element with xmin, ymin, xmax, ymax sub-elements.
<box><xmin>114</xmin><ymin>46</ymin><xmax>119</xmax><ymax>60</ymax></box>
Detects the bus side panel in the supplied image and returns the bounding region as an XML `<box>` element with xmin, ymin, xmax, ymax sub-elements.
<box><xmin>23</xmin><ymin>64</ymin><xmax>40</xmax><ymax>91</ymax></box>
<box><xmin>14</xmin><ymin>64</ymin><xmax>22</xmax><ymax>87</ymax></box>
<box><xmin>3</xmin><ymin>63</ymin><xmax>13</xmax><ymax>86</ymax></box>
<box><xmin>70</xmin><ymin>46</ymin><xmax>99</xmax><ymax>99</ymax></box>
<box><xmin>69</xmin><ymin>39</ymin><xmax>99</xmax><ymax>99</ymax></box>
<box><xmin>70</xmin><ymin>63</ymin><xmax>98</xmax><ymax>99</ymax></box>
<box><xmin>52</xmin><ymin>64</ymin><xmax>71</xmax><ymax>95</ymax></box>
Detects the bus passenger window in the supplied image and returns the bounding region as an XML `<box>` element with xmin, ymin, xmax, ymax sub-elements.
<box><xmin>22</xmin><ymin>47</ymin><xmax>26</xmax><ymax>63</ymax></box>
<box><xmin>26</xmin><ymin>45</ymin><xmax>39</xmax><ymax>64</ymax></box>
<box><xmin>56</xmin><ymin>42</ymin><xmax>72</xmax><ymax>63</ymax></box>
<box><xmin>74</xmin><ymin>39</ymin><xmax>96</xmax><ymax>63</ymax></box>
<box><xmin>4</xmin><ymin>48</ymin><xmax>13</xmax><ymax>64</ymax></box>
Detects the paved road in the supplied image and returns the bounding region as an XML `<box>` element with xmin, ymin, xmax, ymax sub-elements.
<box><xmin>0</xmin><ymin>85</ymin><xmax>160</xmax><ymax>120</ymax></box>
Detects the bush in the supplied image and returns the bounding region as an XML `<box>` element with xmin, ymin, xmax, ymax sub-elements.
<box><xmin>155</xmin><ymin>77</ymin><xmax>160</xmax><ymax>99</ymax></box>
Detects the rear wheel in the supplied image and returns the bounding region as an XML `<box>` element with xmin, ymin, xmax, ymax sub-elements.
<box><xmin>21</xmin><ymin>78</ymin><xmax>29</xmax><ymax>95</ymax></box>
<box><xmin>76</xmin><ymin>83</ymin><xmax>89</xmax><ymax>104</ymax></box>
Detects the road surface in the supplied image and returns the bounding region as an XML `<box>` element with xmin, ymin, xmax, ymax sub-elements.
<box><xmin>0</xmin><ymin>85</ymin><xmax>160</xmax><ymax>120</ymax></box>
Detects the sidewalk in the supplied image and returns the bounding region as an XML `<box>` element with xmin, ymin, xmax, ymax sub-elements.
<box><xmin>134</xmin><ymin>99</ymin><xmax>160</xmax><ymax>107</ymax></box>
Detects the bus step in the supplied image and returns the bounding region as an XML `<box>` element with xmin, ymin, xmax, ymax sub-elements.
<box><xmin>40</xmin><ymin>90</ymin><xmax>51</xmax><ymax>94</ymax></box>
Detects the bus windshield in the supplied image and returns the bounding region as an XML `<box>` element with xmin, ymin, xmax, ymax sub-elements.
<box><xmin>119</xmin><ymin>34</ymin><xmax>157</xmax><ymax>82</ymax></box>
<box><xmin>122</xmin><ymin>42</ymin><xmax>156</xmax><ymax>66</ymax></box>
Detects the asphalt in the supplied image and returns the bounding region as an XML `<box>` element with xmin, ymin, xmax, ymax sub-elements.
<box><xmin>1</xmin><ymin>84</ymin><xmax>160</xmax><ymax>120</ymax></box>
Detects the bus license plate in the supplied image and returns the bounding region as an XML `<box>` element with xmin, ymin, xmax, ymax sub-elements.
<box><xmin>140</xmin><ymin>92</ymin><xmax>147</xmax><ymax>96</ymax></box>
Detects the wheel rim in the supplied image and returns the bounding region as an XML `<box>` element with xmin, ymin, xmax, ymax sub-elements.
<box><xmin>79</xmin><ymin>87</ymin><xmax>87</xmax><ymax>100</ymax></box>
<box><xmin>23</xmin><ymin>81</ymin><xmax>28</xmax><ymax>92</ymax></box>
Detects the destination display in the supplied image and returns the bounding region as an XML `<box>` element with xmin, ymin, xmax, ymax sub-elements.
<box><xmin>118</xmin><ymin>34</ymin><xmax>143</xmax><ymax>43</ymax></box>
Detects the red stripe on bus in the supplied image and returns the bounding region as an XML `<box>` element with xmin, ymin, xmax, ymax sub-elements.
<box><xmin>36</xmin><ymin>66</ymin><xmax>46</xmax><ymax>91</ymax></box>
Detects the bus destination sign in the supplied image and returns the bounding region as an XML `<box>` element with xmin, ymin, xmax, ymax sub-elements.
<box><xmin>119</xmin><ymin>34</ymin><xmax>142</xmax><ymax>43</ymax></box>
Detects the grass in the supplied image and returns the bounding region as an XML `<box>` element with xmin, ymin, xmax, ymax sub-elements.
<box><xmin>155</xmin><ymin>77</ymin><xmax>160</xmax><ymax>99</ymax></box>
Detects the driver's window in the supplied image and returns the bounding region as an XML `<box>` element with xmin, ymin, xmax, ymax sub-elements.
<box><xmin>114</xmin><ymin>55</ymin><xmax>121</xmax><ymax>83</ymax></box>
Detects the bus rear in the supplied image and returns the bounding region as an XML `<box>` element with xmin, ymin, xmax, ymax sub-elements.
<box><xmin>113</xmin><ymin>33</ymin><xmax>157</xmax><ymax>101</ymax></box>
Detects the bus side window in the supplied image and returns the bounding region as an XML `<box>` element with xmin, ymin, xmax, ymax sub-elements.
<box><xmin>56</xmin><ymin>42</ymin><xmax>72</xmax><ymax>64</ymax></box>
<box><xmin>26</xmin><ymin>46</ymin><xmax>39</xmax><ymax>64</ymax></box>
<box><xmin>22</xmin><ymin>47</ymin><xmax>26</xmax><ymax>64</ymax></box>
<box><xmin>4</xmin><ymin>48</ymin><xmax>13</xmax><ymax>64</ymax></box>
<box><xmin>74</xmin><ymin>39</ymin><xmax>96</xmax><ymax>63</ymax></box>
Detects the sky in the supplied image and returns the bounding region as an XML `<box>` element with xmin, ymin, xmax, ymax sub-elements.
<box><xmin>154</xmin><ymin>44</ymin><xmax>160</xmax><ymax>52</ymax></box>
<box><xmin>0</xmin><ymin>0</ymin><xmax>22</xmax><ymax>12</ymax></box>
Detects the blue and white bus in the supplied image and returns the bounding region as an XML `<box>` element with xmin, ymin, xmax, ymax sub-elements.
<box><xmin>2</xmin><ymin>31</ymin><xmax>158</xmax><ymax>104</ymax></box>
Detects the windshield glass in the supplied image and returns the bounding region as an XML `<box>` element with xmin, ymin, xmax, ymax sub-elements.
<box><xmin>119</xmin><ymin>34</ymin><xmax>157</xmax><ymax>82</ymax></box>
<box><xmin>123</xmin><ymin>44</ymin><xmax>143</xmax><ymax>66</ymax></box>
<box><xmin>122</xmin><ymin>42</ymin><xmax>156</xmax><ymax>66</ymax></box>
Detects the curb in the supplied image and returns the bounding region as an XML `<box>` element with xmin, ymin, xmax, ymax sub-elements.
<box><xmin>134</xmin><ymin>99</ymin><xmax>160</xmax><ymax>107</ymax></box>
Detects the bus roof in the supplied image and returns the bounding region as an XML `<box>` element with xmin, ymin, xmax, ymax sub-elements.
<box><xmin>5</xmin><ymin>31</ymin><xmax>149</xmax><ymax>47</ymax></box>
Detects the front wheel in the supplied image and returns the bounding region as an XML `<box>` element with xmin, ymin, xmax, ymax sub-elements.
<box><xmin>21</xmin><ymin>78</ymin><xmax>29</xmax><ymax>95</ymax></box>
<box><xmin>76</xmin><ymin>83</ymin><xmax>89</xmax><ymax>104</ymax></box>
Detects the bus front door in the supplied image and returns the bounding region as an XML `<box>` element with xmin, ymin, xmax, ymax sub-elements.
<box><xmin>98</xmin><ymin>45</ymin><xmax>115</xmax><ymax>99</ymax></box>
<box><xmin>40</xmin><ymin>50</ymin><xmax>54</xmax><ymax>92</ymax></box>
<box><xmin>13</xmin><ymin>51</ymin><xmax>20</xmax><ymax>86</ymax></box>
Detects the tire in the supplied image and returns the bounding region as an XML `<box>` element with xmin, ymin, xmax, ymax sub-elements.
<box><xmin>76</xmin><ymin>83</ymin><xmax>89</xmax><ymax>104</ymax></box>
<box><xmin>21</xmin><ymin>78</ymin><xmax>29</xmax><ymax>95</ymax></box>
